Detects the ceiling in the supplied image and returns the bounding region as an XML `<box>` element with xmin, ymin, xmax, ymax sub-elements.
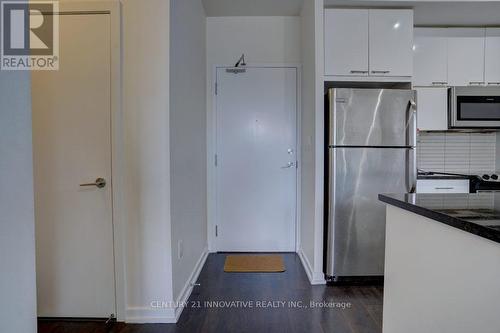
<box><xmin>325</xmin><ymin>1</ymin><xmax>500</xmax><ymax>26</ymax></box>
<box><xmin>202</xmin><ymin>0</ymin><xmax>304</xmax><ymax>17</ymax></box>
<box><xmin>202</xmin><ymin>0</ymin><xmax>500</xmax><ymax>25</ymax></box>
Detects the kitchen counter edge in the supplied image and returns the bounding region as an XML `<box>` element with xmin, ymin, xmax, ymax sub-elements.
<box><xmin>378</xmin><ymin>194</ymin><xmax>500</xmax><ymax>244</ymax></box>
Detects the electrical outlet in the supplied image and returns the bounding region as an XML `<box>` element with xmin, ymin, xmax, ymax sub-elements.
<box><xmin>178</xmin><ymin>240</ymin><xmax>183</xmax><ymax>259</ymax></box>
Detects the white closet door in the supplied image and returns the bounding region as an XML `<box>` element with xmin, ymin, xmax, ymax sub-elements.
<box><xmin>32</xmin><ymin>13</ymin><xmax>115</xmax><ymax>318</ymax></box>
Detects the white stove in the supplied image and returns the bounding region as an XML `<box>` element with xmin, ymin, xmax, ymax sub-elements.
<box><xmin>418</xmin><ymin>170</ymin><xmax>500</xmax><ymax>192</ymax></box>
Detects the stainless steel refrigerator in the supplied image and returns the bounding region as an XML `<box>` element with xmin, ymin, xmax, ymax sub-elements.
<box><xmin>325</xmin><ymin>88</ymin><xmax>417</xmax><ymax>281</ymax></box>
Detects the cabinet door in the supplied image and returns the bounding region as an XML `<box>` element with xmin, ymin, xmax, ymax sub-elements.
<box><xmin>416</xmin><ymin>88</ymin><xmax>448</xmax><ymax>131</ymax></box>
<box><xmin>413</xmin><ymin>28</ymin><xmax>448</xmax><ymax>86</ymax></box>
<box><xmin>324</xmin><ymin>9</ymin><xmax>369</xmax><ymax>76</ymax></box>
<box><xmin>447</xmin><ymin>28</ymin><xmax>485</xmax><ymax>86</ymax></box>
<box><xmin>485</xmin><ymin>28</ymin><xmax>500</xmax><ymax>86</ymax></box>
<box><xmin>369</xmin><ymin>9</ymin><xmax>413</xmax><ymax>77</ymax></box>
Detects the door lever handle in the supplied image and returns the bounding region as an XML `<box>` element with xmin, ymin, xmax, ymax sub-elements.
<box><xmin>281</xmin><ymin>162</ymin><xmax>295</xmax><ymax>169</ymax></box>
<box><xmin>80</xmin><ymin>177</ymin><xmax>106</xmax><ymax>189</ymax></box>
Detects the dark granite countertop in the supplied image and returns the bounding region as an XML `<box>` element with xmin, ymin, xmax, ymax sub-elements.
<box><xmin>417</xmin><ymin>174</ymin><xmax>471</xmax><ymax>180</ymax></box>
<box><xmin>417</xmin><ymin>171</ymin><xmax>471</xmax><ymax>180</ymax></box>
<box><xmin>379</xmin><ymin>193</ymin><xmax>500</xmax><ymax>244</ymax></box>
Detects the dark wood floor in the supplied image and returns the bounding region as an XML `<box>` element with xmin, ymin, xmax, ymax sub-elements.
<box><xmin>38</xmin><ymin>253</ymin><xmax>383</xmax><ymax>333</ymax></box>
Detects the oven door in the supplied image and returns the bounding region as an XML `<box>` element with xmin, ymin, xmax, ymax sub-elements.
<box><xmin>449</xmin><ymin>87</ymin><xmax>500</xmax><ymax>128</ymax></box>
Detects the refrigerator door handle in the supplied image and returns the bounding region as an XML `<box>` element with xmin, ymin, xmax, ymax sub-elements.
<box><xmin>326</xmin><ymin>147</ymin><xmax>336</xmax><ymax>277</ymax></box>
<box><xmin>406</xmin><ymin>93</ymin><xmax>418</xmax><ymax>194</ymax></box>
<box><xmin>405</xmin><ymin>147</ymin><xmax>417</xmax><ymax>193</ymax></box>
<box><xmin>405</xmin><ymin>96</ymin><xmax>417</xmax><ymax>147</ymax></box>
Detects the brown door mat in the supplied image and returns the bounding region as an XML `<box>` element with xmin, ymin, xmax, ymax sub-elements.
<box><xmin>224</xmin><ymin>255</ymin><xmax>286</xmax><ymax>273</ymax></box>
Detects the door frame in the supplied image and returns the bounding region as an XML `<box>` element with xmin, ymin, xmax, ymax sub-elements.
<box><xmin>207</xmin><ymin>64</ymin><xmax>302</xmax><ymax>253</ymax></box>
<box><xmin>35</xmin><ymin>1</ymin><xmax>125</xmax><ymax>321</ymax></box>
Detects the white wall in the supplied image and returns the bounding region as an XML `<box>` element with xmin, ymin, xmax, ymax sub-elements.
<box><xmin>206</xmin><ymin>16</ymin><xmax>301</xmax><ymax>250</ymax></box>
<box><xmin>121</xmin><ymin>0</ymin><xmax>175</xmax><ymax>323</ymax></box>
<box><xmin>0</xmin><ymin>72</ymin><xmax>37</xmax><ymax>332</ymax></box>
<box><xmin>206</xmin><ymin>16</ymin><xmax>301</xmax><ymax>66</ymax></box>
<box><xmin>299</xmin><ymin>0</ymin><xmax>316</xmax><ymax>276</ymax></box>
<box><xmin>202</xmin><ymin>0</ymin><xmax>303</xmax><ymax>17</ymax></box>
<box><xmin>170</xmin><ymin>0</ymin><xmax>208</xmax><ymax>308</ymax></box>
<box><xmin>298</xmin><ymin>0</ymin><xmax>325</xmax><ymax>285</ymax></box>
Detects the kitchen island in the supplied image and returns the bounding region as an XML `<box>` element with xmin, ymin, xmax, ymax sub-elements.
<box><xmin>379</xmin><ymin>193</ymin><xmax>500</xmax><ymax>333</ymax></box>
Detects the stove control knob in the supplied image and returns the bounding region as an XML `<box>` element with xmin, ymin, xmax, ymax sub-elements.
<box><xmin>491</xmin><ymin>174</ymin><xmax>498</xmax><ymax>180</ymax></box>
<box><xmin>483</xmin><ymin>174</ymin><xmax>491</xmax><ymax>180</ymax></box>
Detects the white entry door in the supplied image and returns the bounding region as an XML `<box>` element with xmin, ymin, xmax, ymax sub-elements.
<box><xmin>32</xmin><ymin>13</ymin><xmax>115</xmax><ymax>318</ymax></box>
<box><xmin>215</xmin><ymin>67</ymin><xmax>297</xmax><ymax>252</ymax></box>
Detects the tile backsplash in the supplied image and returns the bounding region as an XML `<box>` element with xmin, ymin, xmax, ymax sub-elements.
<box><xmin>417</xmin><ymin>132</ymin><xmax>497</xmax><ymax>174</ymax></box>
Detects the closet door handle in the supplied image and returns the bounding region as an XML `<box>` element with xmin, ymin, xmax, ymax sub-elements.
<box><xmin>80</xmin><ymin>178</ymin><xmax>107</xmax><ymax>189</ymax></box>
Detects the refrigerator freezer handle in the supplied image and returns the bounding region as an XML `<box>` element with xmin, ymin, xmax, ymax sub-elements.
<box><xmin>327</xmin><ymin>89</ymin><xmax>337</xmax><ymax>147</ymax></box>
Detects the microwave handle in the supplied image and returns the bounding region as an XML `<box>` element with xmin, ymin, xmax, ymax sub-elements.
<box><xmin>448</xmin><ymin>87</ymin><xmax>455</xmax><ymax>129</ymax></box>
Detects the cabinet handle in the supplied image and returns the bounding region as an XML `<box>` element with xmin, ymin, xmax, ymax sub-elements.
<box><xmin>371</xmin><ymin>70</ymin><xmax>390</xmax><ymax>74</ymax></box>
<box><xmin>487</xmin><ymin>82</ymin><xmax>500</xmax><ymax>85</ymax></box>
<box><xmin>469</xmin><ymin>81</ymin><xmax>485</xmax><ymax>86</ymax></box>
<box><xmin>350</xmin><ymin>70</ymin><xmax>368</xmax><ymax>74</ymax></box>
<box><xmin>432</xmin><ymin>81</ymin><xmax>448</xmax><ymax>86</ymax></box>
<box><xmin>434</xmin><ymin>187</ymin><xmax>454</xmax><ymax>190</ymax></box>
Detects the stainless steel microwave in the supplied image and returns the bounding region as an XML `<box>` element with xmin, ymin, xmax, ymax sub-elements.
<box><xmin>449</xmin><ymin>87</ymin><xmax>500</xmax><ymax>128</ymax></box>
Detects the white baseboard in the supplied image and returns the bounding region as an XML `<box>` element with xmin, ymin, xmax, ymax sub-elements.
<box><xmin>174</xmin><ymin>246</ymin><xmax>209</xmax><ymax>321</ymax></box>
<box><xmin>298</xmin><ymin>248</ymin><xmax>326</xmax><ymax>285</ymax></box>
<box><xmin>125</xmin><ymin>307</ymin><xmax>176</xmax><ymax>324</ymax></box>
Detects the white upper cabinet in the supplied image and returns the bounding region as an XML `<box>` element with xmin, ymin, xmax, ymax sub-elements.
<box><xmin>324</xmin><ymin>9</ymin><xmax>369</xmax><ymax>76</ymax></box>
<box><xmin>369</xmin><ymin>9</ymin><xmax>413</xmax><ymax>77</ymax></box>
<box><xmin>415</xmin><ymin>87</ymin><xmax>448</xmax><ymax>131</ymax></box>
<box><xmin>485</xmin><ymin>28</ymin><xmax>500</xmax><ymax>85</ymax></box>
<box><xmin>413</xmin><ymin>28</ymin><xmax>448</xmax><ymax>86</ymax></box>
<box><xmin>447</xmin><ymin>28</ymin><xmax>485</xmax><ymax>86</ymax></box>
<box><xmin>324</xmin><ymin>8</ymin><xmax>413</xmax><ymax>79</ymax></box>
